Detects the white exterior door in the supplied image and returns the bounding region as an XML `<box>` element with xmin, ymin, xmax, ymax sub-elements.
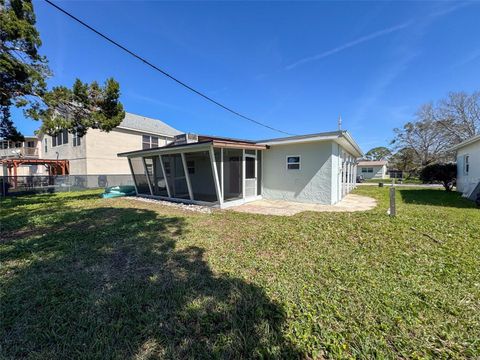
<box><xmin>244</xmin><ymin>152</ymin><xmax>257</xmax><ymax>199</ymax></box>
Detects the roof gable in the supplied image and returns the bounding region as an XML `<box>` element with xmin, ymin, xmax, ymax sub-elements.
<box><xmin>449</xmin><ymin>134</ymin><xmax>480</xmax><ymax>151</ymax></box>
<box><xmin>117</xmin><ymin>112</ymin><xmax>182</xmax><ymax>137</ymax></box>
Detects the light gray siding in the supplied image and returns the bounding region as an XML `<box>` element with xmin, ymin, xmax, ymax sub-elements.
<box><xmin>456</xmin><ymin>140</ymin><xmax>480</xmax><ymax>197</ymax></box>
<box><xmin>262</xmin><ymin>141</ymin><xmax>334</xmax><ymax>204</ymax></box>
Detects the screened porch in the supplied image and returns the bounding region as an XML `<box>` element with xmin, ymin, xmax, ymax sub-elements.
<box><xmin>122</xmin><ymin>139</ymin><xmax>266</xmax><ymax>208</ymax></box>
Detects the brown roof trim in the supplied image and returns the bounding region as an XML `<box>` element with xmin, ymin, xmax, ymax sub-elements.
<box><xmin>118</xmin><ymin>140</ymin><xmax>213</xmax><ymax>157</ymax></box>
<box><xmin>198</xmin><ymin>134</ymin><xmax>257</xmax><ymax>144</ymax></box>
<box><xmin>212</xmin><ymin>140</ymin><xmax>267</xmax><ymax>150</ymax></box>
<box><xmin>118</xmin><ymin>139</ymin><xmax>267</xmax><ymax>158</ymax></box>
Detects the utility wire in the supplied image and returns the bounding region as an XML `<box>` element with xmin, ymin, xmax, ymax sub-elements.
<box><xmin>44</xmin><ymin>0</ymin><xmax>294</xmax><ymax>136</ymax></box>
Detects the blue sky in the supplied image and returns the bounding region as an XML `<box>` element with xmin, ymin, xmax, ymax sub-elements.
<box><xmin>13</xmin><ymin>0</ymin><xmax>480</xmax><ymax>151</ymax></box>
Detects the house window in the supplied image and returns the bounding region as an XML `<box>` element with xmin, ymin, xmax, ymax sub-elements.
<box><xmin>26</xmin><ymin>141</ymin><xmax>35</xmax><ymax>148</ymax></box>
<box><xmin>187</xmin><ymin>160</ymin><xmax>195</xmax><ymax>174</ymax></box>
<box><xmin>287</xmin><ymin>156</ymin><xmax>300</xmax><ymax>170</ymax></box>
<box><xmin>44</xmin><ymin>138</ymin><xmax>48</xmax><ymax>153</ymax></box>
<box><xmin>464</xmin><ymin>155</ymin><xmax>469</xmax><ymax>175</ymax></box>
<box><xmin>73</xmin><ymin>131</ymin><xmax>81</xmax><ymax>147</ymax></box>
<box><xmin>362</xmin><ymin>167</ymin><xmax>373</xmax><ymax>173</ymax></box>
<box><xmin>52</xmin><ymin>130</ymin><xmax>68</xmax><ymax>147</ymax></box>
<box><xmin>142</xmin><ymin>135</ymin><xmax>159</xmax><ymax>149</ymax></box>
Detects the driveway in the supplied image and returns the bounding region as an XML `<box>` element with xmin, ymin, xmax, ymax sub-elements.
<box><xmin>230</xmin><ymin>194</ymin><xmax>377</xmax><ymax>216</ymax></box>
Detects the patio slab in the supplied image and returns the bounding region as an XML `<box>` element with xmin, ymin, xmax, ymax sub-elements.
<box><xmin>229</xmin><ymin>194</ymin><xmax>377</xmax><ymax>216</ymax></box>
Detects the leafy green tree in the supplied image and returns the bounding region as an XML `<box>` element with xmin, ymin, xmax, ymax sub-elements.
<box><xmin>365</xmin><ymin>146</ymin><xmax>391</xmax><ymax>161</ymax></box>
<box><xmin>0</xmin><ymin>0</ymin><xmax>49</xmax><ymax>141</ymax></box>
<box><xmin>389</xmin><ymin>147</ymin><xmax>419</xmax><ymax>178</ymax></box>
<box><xmin>419</xmin><ymin>163</ymin><xmax>457</xmax><ymax>191</ymax></box>
<box><xmin>30</xmin><ymin>78</ymin><xmax>124</xmax><ymax>137</ymax></box>
<box><xmin>0</xmin><ymin>0</ymin><xmax>124</xmax><ymax>140</ymax></box>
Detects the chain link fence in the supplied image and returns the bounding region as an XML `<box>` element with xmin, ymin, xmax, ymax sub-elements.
<box><xmin>1</xmin><ymin>175</ymin><xmax>134</xmax><ymax>196</ymax></box>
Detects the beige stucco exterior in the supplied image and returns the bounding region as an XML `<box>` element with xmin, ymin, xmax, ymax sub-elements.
<box><xmin>37</xmin><ymin>127</ymin><xmax>173</xmax><ymax>175</ymax></box>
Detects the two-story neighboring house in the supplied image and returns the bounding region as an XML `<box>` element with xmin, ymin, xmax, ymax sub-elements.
<box><xmin>0</xmin><ymin>136</ymin><xmax>43</xmax><ymax>175</ymax></box>
<box><xmin>38</xmin><ymin>112</ymin><xmax>182</xmax><ymax>175</ymax></box>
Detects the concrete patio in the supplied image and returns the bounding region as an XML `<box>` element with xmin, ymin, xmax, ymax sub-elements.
<box><xmin>229</xmin><ymin>194</ymin><xmax>377</xmax><ymax>216</ymax></box>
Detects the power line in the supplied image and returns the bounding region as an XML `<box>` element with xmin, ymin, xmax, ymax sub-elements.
<box><xmin>43</xmin><ymin>0</ymin><xmax>294</xmax><ymax>136</ymax></box>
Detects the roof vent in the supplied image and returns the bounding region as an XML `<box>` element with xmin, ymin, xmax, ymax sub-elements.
<box><xmin>174</xmin><ymin>133</ymin><xmax>198</xmax><ymax>145</ymax></box>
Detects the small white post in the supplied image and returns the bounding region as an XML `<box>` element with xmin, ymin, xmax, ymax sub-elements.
<box><xmin>128</xmin><ymin>158</ymin><xmax>139</xmax><ymax>194</ymax></box>
<box><xmin>242</xmin><ymin>149</ymin><xmax>246</xmax><ymax>200</ymax></box>
<box><xmin>141</xmin><ymin>157</ymin><xmax>153</xmax><ymax>196</ymax></box>
<box><xmin>220</xmin><ymin>148</ymin><xmax>224</xmax><ymax>200</ymax></box>
<box><xmin>181</xmin><ymin>153</ymin><xmax>194</xmax><ymax>200</ymax></box>
<box><xmin>158</xmin><ymin>155</ymin><xmax>171</xmax><ymax>198</ymax></box>
<box><xmin>209</xmin><ymin>146</ymin><xmax>223</xmax><ymax>206</ymax></box>
<box><xmin>389</xmin><ymin>187</ymin><xmax>396</xmax><ymax>217</ymax></box>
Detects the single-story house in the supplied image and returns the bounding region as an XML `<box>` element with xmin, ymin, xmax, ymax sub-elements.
<box><xmin>357</xmin><ymin>160</ymin><xmax>389</xmax><ymax>179</ymax></box>
<box><xmin>118</xmin><ymin>130</ymin><xmax>363</xmax><ymax>208</ymax></box>
<box><xmin>450</xmin><ymin>134</ymin><xmax>480</xmax><ymax>200</ymax></box>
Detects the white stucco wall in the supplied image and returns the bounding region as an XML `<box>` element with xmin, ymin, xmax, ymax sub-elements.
<box><xmin>359</xmin><ymin>165</ymin><xmax>387</xmax><ymax>179</ymax></box>
<box><xmin>262</xmin><ymin>141</ymin><xmax>334</xmax><ymax>204</ymax></box>
<box><xmin>456</xmin><ymin>140</ymin><xmax>480</xmax><ymax>197</ymax></box>
<box><xmin>330</xmin><ymin>142</ymin><xmax>341</xmax><ymax>204</ymax></box>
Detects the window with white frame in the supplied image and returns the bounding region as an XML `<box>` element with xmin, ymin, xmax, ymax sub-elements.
<box><xmin>44</xmin><ymin>138</ymin><xmax>48</xmax><ymax>153</ymax></box>
<box><xmin>52</xmin><ymin>130</ymin><xmax>68</xmax><ymax>147</ymax></box>
<box><xmin>286</xmin><ymin>156</ymin><xmax>300</xmax><ymax>170</ymax></box>
<box><xmin>142</xmin><ymin>135</ymin><xmax>159</xmax><ymax>150</ymax></box>
<box><xmin>361</xmin><ymin>167</ymin><xmax>373</xmax><ymax>173</ymax></box>
<box><xmin>464</xmin><ymin>155</ymin><xmax>470</xmax><ymax>175</ymax></box>
<box><xmin>73</xmin><ymin>131</ymin><xmax>81</xmax><ymax>147</ymax></box>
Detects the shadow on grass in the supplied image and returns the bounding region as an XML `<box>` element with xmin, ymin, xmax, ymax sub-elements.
<box><xmin>399</xmin><ymin>189</ymin><xmax>476</xmax><ymax>208</ymax></box>
<box><xmin>1</xmin><ymin>205</ymin><xmax>300</xmax><ymax>358</ymax></box>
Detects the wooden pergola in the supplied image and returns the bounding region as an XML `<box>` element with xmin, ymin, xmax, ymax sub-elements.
<box><xmin>1</xmin><ymin>159</ymin><xmax>69</xmax><ymax>188</ymax></box>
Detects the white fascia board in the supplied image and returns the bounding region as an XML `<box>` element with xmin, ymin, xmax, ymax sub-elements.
<box><xmin>449</xmin><ymin>134</ymin><xmax>480</xmax><ymax>152</ymax></box>
<box><xmin>259</xmin><ymin>133</ymin><xmax>363</xmax><ymax>158</ymax></box>
<box><xmin>257</xmin><ymin>135</ymin><xmax>340</xmax><ymax>146</ymax></box>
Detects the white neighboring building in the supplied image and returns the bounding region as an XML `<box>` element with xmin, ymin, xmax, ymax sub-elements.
<box><xmin>357</xmin><ymin>160</ymin><xmax>388</xmax><ymax>180</ymax></box>
<box><xmin>450</xmin><ymin>134</ymin><xmax>480</xmax><ymax>200</ymax></box>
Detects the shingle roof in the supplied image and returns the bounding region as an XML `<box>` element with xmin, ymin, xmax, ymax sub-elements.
<box><xmin>357</xmin><ymin>160</ymin><xmax>388</xmax><ymax>166</ymax></box>
<box><xmin>117</xmin><ymin>112</ymin><xmax>182</xmax><ymax>137</ymax></box>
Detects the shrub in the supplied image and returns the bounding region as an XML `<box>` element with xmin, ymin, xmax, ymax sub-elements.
<box><xmin>420</xmin><ymin>163</ymin><xmax>457</xmax><ymax>191</ymax></box>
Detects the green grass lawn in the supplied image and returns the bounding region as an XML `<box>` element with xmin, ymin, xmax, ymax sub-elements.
<box><xmin>1</xmin><ymin>188</ymin><xmax>479</xmax><ymax>359</ymax></box>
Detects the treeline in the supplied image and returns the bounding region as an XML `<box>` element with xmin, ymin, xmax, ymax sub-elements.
<box><xmin>365</xmin><ymin>91</ymin><xmax>479</xmax><ymax>177</ymax></box>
